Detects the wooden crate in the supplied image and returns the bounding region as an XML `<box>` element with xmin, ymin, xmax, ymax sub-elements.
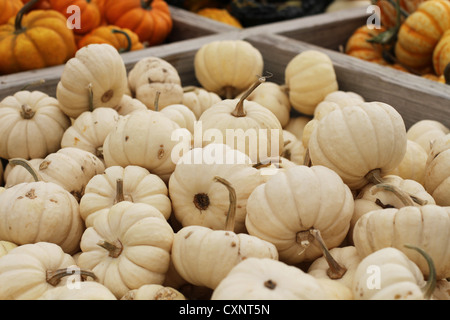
<box><xmin>1</xmin><ymin>27</ymin><xmax>449</xmax><ymax>129</ymax></box>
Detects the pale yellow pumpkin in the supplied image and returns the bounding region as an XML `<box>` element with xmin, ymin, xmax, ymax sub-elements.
<box><xmin>102</xmin><ymin>110</ymin><xmax>182</xmax><ymax>183</ymax></box>
<box><xmin>113</xmin><ymin>94</ymin><xmax>147</xmax><ymax>116</ymax></box>
<box><xmin>159</xmin><ymin>103</ymin><xmax>197</xmax><ymax>135</ymax></box>
<box><xmin>77</xmin><ymin>201</ymin><xmax>174</xmax><ymax>299</ymax></box>
<box><xmin>0</xmin><ymin>90</ymin><xmax>70</xmax><ymax>160</ymax></box>
<box><xmin>121</xmin><ymin>284</ymin><xmax>185</xmax><ymax>300</ymax></box>
<box><xmin>424</xmin><ymin>133</ymin><xmax>450</xmax><ymax>206</ymax></box>
<box><xmin>245</xmin><ymin>165</ymin><xmax>354</xmax><ymax>265</ymax></box>
<box><xmin>236</xmin><ymin>81</ymin><xmax>292</xmax><ymax>128</ymax></box>
<box><xmin>0</xmin><ymin>240</ymin><xmax>17</xmax><ymax>258</ymax></box>
<box><xmin>181</xmin><ymin>86</ymin><xmax>222</xmax><ymax>119</ymax></box>
<box><xmin>127</xmin><ymin>56</ymin><xmax>183</xmax><ymax>110</ymax></box>
<box><xmin>198</xmin><ymin>78</ymin><xmax>284</xmax><ymax>164</ymax></box>
<box><xmin>80</xmin><ymin>165</ymin><xmax>172</xmax><ymax>227</ymax></box>
<box><xmin>0</xmin><ymin>159</ymin><xmax>85</xmax><ymax>254</ymax></box>
<box><xmin>194</xmin><ymin>40</ymin><xmax>264</xmax><ymax>99</ymax></box>
<box><xmin>56</xmin><ymin>43</ymin><xmax>128</xmax><ymax>119</ymax></box>
<box><xmin>385</xmin><ymin>139</ymin><xmax>429</xmax><ymax>185</ymax></box>
<box><xmin>4</xmin><ymin>158</ymin><xmax>43</xmax><ymax>188</ymax></box>
<box><xmin>168</xmin><ymin>144</ymin><xmax>264</xmax><ymax>233</ymax></box>
<box><xmin>211</xmin><ymin>257</ymin><xmax>345</xmax><ymax>300</ymax></box>
<box><xmin>308</xmin><ymin>102</ymin><xmax>407</xmax><ymax>190</ymax></box>
<box><xmin>283</xmin><ymin>116</ymin><xmax>311</xmax><ymax>140</ymax></box>
<box><xmin>353</xmin><ymin>205</ymin><xmax>450</xmax><ymax>280</ymax></box>
<box><xmin>60</xmin><ymin>107</ymin><xmax>120</xmax><ymax>159</ymax></box>
<box><xmin>407</xmin><ymin>119</ymin><xmax>449</xmax><ymax>153</ymax></box>
<box><xmin>0</xmin><ymin>242</ymin><xmax>95</xmax><ymax>300</ymax></box>
<box><xmin>285</xmin><ymin>50</ymin><xmax>338</xmax><ymax>116</ymax></box>
<box><xmin>352</xmin><ymin>246</ymin><xmax>432</xmax><ymax>300</ymax></box>
<box><xmin>38</xmin><ymin>281</ymin><xmax>117</xmax><ymax>300</ymax></box>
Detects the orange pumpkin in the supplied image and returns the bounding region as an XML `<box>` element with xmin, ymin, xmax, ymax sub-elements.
<box><xmin>103</xmin><ymin>0</ymin><xmax>173</xmax><ymax>46</ymax></box>
<box><xmin>21</xmin><ymin>0</ymin><xmax>51</xmax><ymax>10</ymax></box>
<box><xmin>49</xmin><ymin>0</ymin><xmax>102</xmax><ymax>35</ymax></box>
<box><xmin>395</xmin><ymin>0</ymin><xmax>450</xmax><ymax>73</ymax></box>
<box><xmin>196</xmin><ymin>8</ymin><xmax>243</xmax><ymax>28</ymax></box>
<box><xmin>0</xmin><ymin>1</ymin><xmax>77</xmax><ymax>75</ymax></box>
<box><xmin>374</xmin><ymin>0</ymin><xmax>428</xmax><ymax>28</ymax></box>
<box><xmin>0</xmin><ymin>0</ymin><xmax>23</xmax><ymax>25</ymax></box>
<box><xmin>345</xmin><ymin>25</ymin><xmax>389</xmax><ymax>65</ymax></box>
<box><xmin>433</xmin><ymin>30</ymin><xmax>450</xmax><ymax>76</ymax></box>
<box><xmin>77</xmin><ymin>25</ymin><xmax>144</xmax><ymax>52</ymax></box>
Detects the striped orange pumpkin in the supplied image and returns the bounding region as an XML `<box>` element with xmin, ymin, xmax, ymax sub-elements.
<box><xmin>345</xmin><ymin>25</ymin><xmax>389</xmax><ymax>65</ymax></box>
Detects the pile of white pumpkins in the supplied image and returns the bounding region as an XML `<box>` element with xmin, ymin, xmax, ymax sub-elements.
<box><xmin>0</xmin><ymin>39</ymin><xmax>448</xmax><ymax>301</ymax></box>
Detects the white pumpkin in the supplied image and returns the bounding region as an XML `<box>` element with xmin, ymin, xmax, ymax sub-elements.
<box><xmin>424</xmin><ymin>133</ymin><xmax>450</xmax><ymax>206</ymax></box>
<box><xmin>56</xmin><ymin>44</ymin><xmax>128</xmax><ymax>119</ymax></box>
<box><xmin>80</xmin><ymin>165</ymin><xmax>172</xmax><ymax>227</ymax></box>
<box><xmin>353</xmin><ymin>205</ymin><xmax>450</xmax><ymax>280</ymax></box>
<box><xmin>285</xmin><ymin>50</ymin><xmax>338</xmax><ymax>116</ymax></box>
<box><xmin>38</xmin><ymin>281</ymin><xmax>117</xmax><ymax>300</ymax></box>
<box><xmin>406</xmin><ymin>119</ymin><xmax>449</xmax><ymax>153</ymax></box>
<box><xmin>168</xmin><ymin>144</ymin><xmax>264</xmax><ymax>233</ymax></box>
<box><xmin>181</xmin><ymin>86</ymin><xmax>222</xmax><ymax>119</ymax></box>
<box><xmin>127</xmin><ymin>56</ymin><xmax>183</xmax><ymax>110</ymax></box>
<box><xmin>245</xmin><ymin>165</ymin><xmax>354</xmax><ymax>264</ymax></box>
<box><xmin>113</xmin><ymin>94</ymin><xmax>147</xmax><ymax>116</ymax></box>
<box><xmin>283</xmin><ymin>116</ymin><xmax>311</xmax><ymax>140</ymax></box>
<box><xmin>121</xmin><ymin>284</ymin><xmax>185</xmax><ymax>300</ymax></box>
<box><xmin>211</xmin><ymin>257</ymin><xmax>342</xmax><ymax>300</ymax></box>
<box><xmin>77</xmin><ymin>201</ymin><xmax>174</xmax><ymax>299</ymax></box>
<box><xmin>0</xmin><ymin>240</ymin><xmax>17</xmax><ymax>258</ymax></box>
<box><xmin>60</xmin><ymin>107</ymin><xmax>120</xmax><ymax>159</ymax></box>
<box><xmin>308</xmin><ymin>102</ymin><xmax>407</xmax><ymax>190</ymax></box>
<box><xmin>0</xmin><ymin>90</ymin><xmax>70</xmax><ymax>160</ymax></box>
<box><xmin>352</xmin><ymin>247</ymin><xmax>432</xmax><ymax>300</ymax></box>
<box><xmin>102</xmin><ymin>110</ymin><xmax>183</xmax><ymax>183</ymax></box>
<box><xmin>194</xmin><ymin>40</ymin><xmax>264</xmax><ymax>99</ymax></box>
<box><xmin>0</xmin><ymin>242</ymin><xmax>94</xmax><ymax>300</ymax></box>
<box><xmin>4</xmin><ymin>158</ymin><xmax>43</xmax><ymax>188</ymax></box>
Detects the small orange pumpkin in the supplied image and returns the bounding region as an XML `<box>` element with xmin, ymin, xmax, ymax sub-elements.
<box><xmin>196</xmin><ymin>8</ymin><xmax>243</xmax><ymax>28</ymax></box>
<box><xmin>374</xmin><ymin>0</ymin><xmax>428</xmax><ymax>28</ymax></box>
<box><xmin>77</xmin><ymin>25</ymin><xmax>144</xmax><ymax>52</ymax></box>
<box><xmin>0</xmin><ymin>0</ymin><xmax>77</xmax><ymax>75</ymax></box>
<box><xmin>345</xmin><ymin>25</ymin><xmax>389</xmax><ymax>65</ymax></box>
<box><xmin>433</xmin><ymin>30</ymin><xmax>450</xmax><ymax>76</ymax></box>
<box><xmin>0</xmin><ymin>0</ymin><xmax>23</xmax><ymax>25</ymax></box>
<box><xmin>395</xmin><ymin>0</ymin><xmax>450</xmax><ymax>73</ymax></box>
<box><xmin>21</xmin><ymin>0</ymin><xmax>52</xmax><ymax>10</ymax></box>
<box><xmin>49</xmin><ymin>0</ymin><xmax>102</xmax><ymax>35</ymax></box>
<box><xmin>103</xmin><ymin>0</ymin><xmax>173</xmax><ymax>46</ymax></box>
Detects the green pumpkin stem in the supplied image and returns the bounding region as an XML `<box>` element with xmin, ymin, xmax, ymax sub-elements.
<box><xmin>46</xmin><ymin>268</ymin><xmax>97</xmax><ymax>286</ymax></box>
<box><xmin>140</xmin><ymin>0</ymin><xmax>154</xmax><ymax>9</ymax></box>
<box><xmin>231</xmin><ymin>76</ymin><xmax>266</xmax><ymax>118</ymax></box>
<box><xmin>367</xmin><ymin>0</ymin><xmax>402</xmax><ymax>45</ymax></box>
<box><xmin>112</xmin><ymin>29</ymin><xmax>132</xmax><ymax>53</ymax></box>
<box><xmin>213</xmin><ymin>176</ymin><xmax>237</xmax><ymax>232</ymax></box>
<box><xmin>404</xmin><ymin>244</ymin><xmax>437</xmax><ymax>300</ymax></box>
<box><xmin>8</xmin><ymin>158</ymin><xmax>42</xmax><ymax>182</ymax></box>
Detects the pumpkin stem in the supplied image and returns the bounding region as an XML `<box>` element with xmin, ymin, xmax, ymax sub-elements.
<box><xmin>88</xmin><ymin>83</ymin><xmax>94</xmax><ymax>112</ymax></box>
<box><xmin>295</xmin><ymin>229</ymin><xmax>315</xmax><ymax>256</ymax></box>
<box><xmin>404</xmin><ymin>244</ymin><xmax>436</xmax><ymax>300</ymax></box>
<box><xmin>46</xmin><ymin>268</ymin><xmax>97</xmax><ymax>286</ymax></box>
<box><xmin>303</xmin><ymin>148</ymin><xmax>312</xmax><ymax>167</ymax></box>
<box><xmin>112</xmin><ymin>29</ymin><xmax>132</xmax><ymax>53</ymax></box>
<box><xmin>114</xmin><ymin>178</ymin><xmax>125</xmax><ymax>204</ymax></box>
<box><xmin>213</xmin><ymin>176</ymin><xmax>237</xmax><ymax>232</ymax></box>
<box><xmin>231</xmin><ymin>76</ymin><xmax>266</xmax><ymax>118</ymax></box>
<box><xmin>367</xmin><ymin>0</ymin><xmax>402</xmax><ymax>45</ymax></box>
<box><xmin>370</xmin><ymin>183</ymin><xmax>416</xmax><ymax>207</ymax></box>
<box><xmin>224</xmin><ymin>86</ymin><xmax>235</xmax><ymax>100</ymax></box>
<box><xmin>154</xmin><ymin>91</ymin><xmax>161</xmax><ymax>111</ymax></box>
<box><xmin>8</xmin><ymin>158</ymin><xmax>42</xmax><ymax>182</ymax></box>
<box><xmin>97</xmin><ymin>240</ymin><xmax>123</xmax><ymax>258</ymax></box>
<box><xmin>140</xmin><ymin>0</ymin><xmax>154</xmax><ymax>9</ymax></box>
<box><xmin>183</xmin><ymin>86</ymin><xmax>198</xmax><ymax>93</ymax></box>
<box><xmin>14</xmin><ymin>0</ymin><xmax>39</xmax><ymax>32</ymax></box>
<box><xmin>310</xmin><ymin>228</ymin><xmax>347</xmax><ymax>279</ymax></box>
<box><xmin>20</xmin><ymin>104</ymin><xmax>35</xmax><ymax>119</ymax></box>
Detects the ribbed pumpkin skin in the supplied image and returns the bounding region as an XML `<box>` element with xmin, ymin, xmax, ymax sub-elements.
<box><xmin>103</xmin><ymin>0</ymin><xmax>173</xmax><ymax>45</ymax></box>
<box><xmin>0</xmin><ymin>10</ymin><xmax>77</xmax><ymax>75</ymax></box>
<box><xmin>49</xmin><ymin>0</ymin><xmax>102</xmax><ymax>35</ymax></box>
<box><xmin>433</xmin><ymin>29</ymin><xmax>450</xmax><ymax>75</ymax></box>
<box><xmin>0</xmin><ymin>0</ymin><xmax>23</xmax><ymax>25</ymax></box>
<box><xmin>77</xmin><ymin>25</ymin><xmax>144</xmax><ymax>51</ymax></box>
<box><xmin>395</xmin><ymin>0</ymin><xmax>450</xmax><ymax>72</ymax></box>
<box><xmin>197</xmin><ymin>8</ymin><xmax>242</xmax><ymax>28</ymax></box>
<box><xmin>374</xmin><ymin>0</ymin><xmax>428</xmax><ymax>28</ymax></box>
<box><xmin>345</xmin><ymin>25</ymin><xmax>388</xmax><ymax>65</ymax></box>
